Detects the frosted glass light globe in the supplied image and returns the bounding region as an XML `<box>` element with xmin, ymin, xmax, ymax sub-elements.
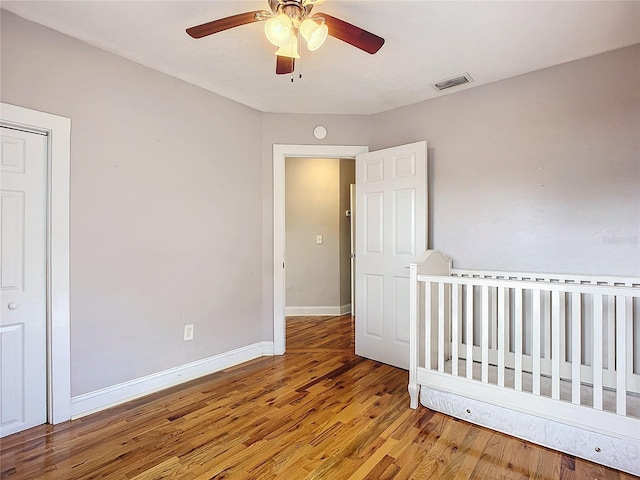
<box><xmin>275</xmin><ymin>36</ymin><xmax>301</xmax><ymax>59</ymax></box>
<box><xmin>265</xmin><ymin>14</ymin><xmax>292</xmax><ymax>47</ymax></box>
<box><xmin>300</xmin><ymin>19</ymin><xmax>328</xmax><ymax>51</ymax></box>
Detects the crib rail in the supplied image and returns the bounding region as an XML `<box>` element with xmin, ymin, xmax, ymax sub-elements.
<box><xmin>452</xmin><ymin>268</ymin><xmax>640</xmax><ymax>288</ymax></box>
<box><xmin>409</xmin><ymin>255</ymin><xmax>640</xmax><ymax>443</ymax></box>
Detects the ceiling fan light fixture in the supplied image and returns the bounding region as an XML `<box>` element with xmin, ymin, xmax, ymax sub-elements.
<box><xmin>275</xmin><ymin>36</ymin><xmax>300</xmax><ymax>59</ymax></box>
<box><xmin>187</xmin><ymin>1</ymin><xmax>386</xmax><ymax>75</ymax></box>
<box><xmin>265</xmin><ymin>13</ymin><xmax>292</xmax><ymax>47</ymax></box>
<box><xmin>300</xmin><ymin>18</ymin><xmax>328</xmax><ymax>51</ymax></box>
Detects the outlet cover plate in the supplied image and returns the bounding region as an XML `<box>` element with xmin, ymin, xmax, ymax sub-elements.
<box><xmin>184</xmin><ymin>324</ymin><xmax>194</xmax><ymax>341</ymax></box>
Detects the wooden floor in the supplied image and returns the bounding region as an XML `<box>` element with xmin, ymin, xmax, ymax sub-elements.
<box><xmin>1</xmin><ymin>315</ymin><xmax>636</xmax><ymax>479</ymax></box>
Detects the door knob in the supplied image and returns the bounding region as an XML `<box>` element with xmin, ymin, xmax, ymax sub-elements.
<box><xmin>7</xmin><ymin>302</ymin><xmax>18</xmax><ymax>310</ymax></box>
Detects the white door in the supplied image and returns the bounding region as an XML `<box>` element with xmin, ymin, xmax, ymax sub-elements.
<box><xmin>0</xmin><ymin>126</ymin><xmax>48</xmax><ymax>437</ymax></box>
<box><xmin>355</xmin><ymin>141</ymin><xmax>427</xmax><ymax>369</ymax></box>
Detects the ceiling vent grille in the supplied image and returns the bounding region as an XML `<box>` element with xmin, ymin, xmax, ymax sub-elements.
<box><xmin>432</xmin><ymin>73</ymin><xmax>473</xmax><ymax>92</ymax></box>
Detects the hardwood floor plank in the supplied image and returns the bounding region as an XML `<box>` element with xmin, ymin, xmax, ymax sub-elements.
<box><xmin>532</xmin><ymin>446</ymin><xmax>563</xmax><ymax>480</ymax></box>
<box><xmin>1</xmin><ymin>314</ymin><xmax>635</xmax><ymax>479</ymax></box>
<box><xmin>350</xmin><ymin>437</ymin><xmax>398</xmax><ymax>479</ymax></box>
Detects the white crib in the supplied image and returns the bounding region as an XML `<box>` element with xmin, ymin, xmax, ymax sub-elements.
<box><xmin>408</xmin><ymin>251</ymin><xmax>640</xmax><ymax>476</ymax></box>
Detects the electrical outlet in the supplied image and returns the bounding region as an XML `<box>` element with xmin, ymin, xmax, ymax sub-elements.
<box><xmin>184</xmin><ymin>324</ymin><xmax>194</xmax><ymax>341</ymax></box>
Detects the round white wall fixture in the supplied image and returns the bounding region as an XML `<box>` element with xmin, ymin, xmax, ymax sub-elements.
<box><xmin>313</xmin><ymin>125</ymin><xmax>327</xmax><ymax>140</ymax></box>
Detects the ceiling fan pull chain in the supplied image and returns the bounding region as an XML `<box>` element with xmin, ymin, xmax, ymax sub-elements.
<box><xmin>290</xmin><ymin>58</ymin><xmax>302</xmax><ymax>83</ymax></box>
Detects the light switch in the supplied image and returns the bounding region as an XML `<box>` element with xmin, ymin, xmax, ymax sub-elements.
<box><xmin>316</xmin><ymin>234</ymin><xmax>323</xmax><ymax>244</ymax></box>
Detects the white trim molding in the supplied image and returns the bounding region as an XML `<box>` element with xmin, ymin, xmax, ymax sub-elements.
<box><xmin>71</xmin><ymin>341</ymin><xmax>274</xmax><ymax>419</ymax></box>
<box><xmin>273</xmin><ymin>144</ymin><xmax>368</xmax><ymax>356</ymax></box>
<box><xmin>1</xmin><ymin>103</ymin><xmax>71</xmax><ymax>424</ymax></box>
<box><xmin>285</xmin><ymin>304</ymin><xmax>352</xmax><ymax>316</ymax></box>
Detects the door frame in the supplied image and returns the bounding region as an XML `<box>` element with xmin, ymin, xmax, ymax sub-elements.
<box><xmin>349</xmin><ymin>184</ymin><xmax>356</xmax><ymax>318</ymax></box>
<box><xmin>272</xmin><ymin>144</ymin><xmax>368</xmax><ymax>355</ymax></box>
<box><xmin>1</xmin><ymin>102</ymin><xmax>71</xmax><ymax>424</ymax></box>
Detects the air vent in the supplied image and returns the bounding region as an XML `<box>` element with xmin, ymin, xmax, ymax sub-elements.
<box><xmin>432</xmin><ymin>73</ymin><xmax>474</xmax><ymax>92</ymax></box>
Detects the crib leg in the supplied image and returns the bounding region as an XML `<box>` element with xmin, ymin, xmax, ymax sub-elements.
<box><xmin>408</xmin><ymin>382</ymin><xmax>420</xmax><ymax>409</ymax></box>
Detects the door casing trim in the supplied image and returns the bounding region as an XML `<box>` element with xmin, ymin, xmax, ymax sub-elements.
<box><xmin>1</xmin><ymin>102</ymin><xmax>71</xmax><ymax>423</ymax></box>
<box><xmin>272</xmin><ymin>144</ymin><xmax>368</xmax><ymax>355</ymax></box>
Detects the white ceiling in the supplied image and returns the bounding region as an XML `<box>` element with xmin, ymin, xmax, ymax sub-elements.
<box><xmin>3</xmin><ymin>1</ymin><xmax>639</xmax><ymax>115</ymax></box>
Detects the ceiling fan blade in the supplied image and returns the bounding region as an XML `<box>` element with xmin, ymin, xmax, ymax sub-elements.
<box><xmin>186</xmin><ymin>11</ymin><xmax>266</xmax><ymax>39</ymax></box>
<box><xmin>276</xmin><ymin>56</ymin><xmax>295</xmax><ymax>75</ymax></box>
<box><xmin>314</xmin><ymin>13</ymin><xmax>384</xmax><ymax>54</ymax></box>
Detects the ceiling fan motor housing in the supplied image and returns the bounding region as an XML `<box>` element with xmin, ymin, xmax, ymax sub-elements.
<box><xmin>270</xmin><ymin>0</ymin><xmax>313</xmax><ymax>21</ymax></box>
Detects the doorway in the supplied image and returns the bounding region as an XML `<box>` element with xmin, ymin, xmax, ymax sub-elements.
<box><xmin>284</xmin><ymin>157</ymin><xmax>354</xmax><ymax>318</ymax></box>
<box><xmin>272</xmin><ymin>145</ymin><xmax>368</xmax><ymax>355</ymax></box>
<box><xmin>0</xmin><ymin>103</ymin><xmax>71</xmax><ymax>431</ymax></box>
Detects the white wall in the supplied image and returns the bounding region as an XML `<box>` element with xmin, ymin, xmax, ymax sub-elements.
<box><xmin>370</xmin><ymin>45</ymin><xmax>640</xmax><ymax>277</ymax></box>
<box><xmin>1</xmin><ymin>11</ymin><xmax>264</xmax><ymax>396</ymax></box>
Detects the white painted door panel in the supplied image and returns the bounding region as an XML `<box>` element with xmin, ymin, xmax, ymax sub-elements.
<box><xmin>0</xmin><ymin>127</ymin><xmax>47</xmax><ymax>437</ymax></box>
<box><xmin>355</xmin><ymin>142</ymin><xmax>427</xmax><ymax>369</ymax></box>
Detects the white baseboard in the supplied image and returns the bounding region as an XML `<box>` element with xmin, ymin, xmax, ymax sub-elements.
<box><xmin>286</xmin><ymin>304</ymin><xmax>352</xmax><ymax>316</ymax></box>
<box><xmin>262</xmin><ymin>342</ymin><xmax>275</xmax><ymax>355</ymax></box>
<box><xmin>71</xmin><ymin>341</ymin><xmax>274</xmax><ymax>419</ymax></box>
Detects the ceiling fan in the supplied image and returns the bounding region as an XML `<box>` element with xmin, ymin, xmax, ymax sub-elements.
<box><xmin>186</xmin><ymin>0</ymin><xmax>385</xmax><ymax>75</ymax></box>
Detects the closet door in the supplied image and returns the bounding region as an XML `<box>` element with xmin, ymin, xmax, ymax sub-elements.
<box><xmin>1</xmin><ymin>127</ymin><xmax>48</xmax><ymax>436</ymax></box>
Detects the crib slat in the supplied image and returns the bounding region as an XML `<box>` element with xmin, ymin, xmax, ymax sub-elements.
<box><xmin>466</xmin><ymin>285</ymin><xmax>474</xmax><ymax>380</ymax></box>
<box><xmin>626</xmin><ymin>296</ymin><xmax>634</xmax><ymax>407</ymax></box>
<box><xmin>481</xmin><ymin>286</ymin><xmax>489</xmax><ymax>383</ymax></box>
<box><xmin>497</xmin><ymin>287</ymin><xmax>507</xmax><ymax>387</ymax></box>
<box><xmin>533</xmin><ymin>289</ymin><xmax>541</xmax><ymax>395</ymax></box>
<box><xmin>571</xmin><ymin>293</ymin><xmax>581</xmax><ymax>405</ymax></box>
<box><xmin>438</xmin><ymin>283</ymin><xmax>446</xmax><ymax>373</ymax></box>
<box><xmin>616</xmin><ymin>296</ymin><xmax>628</xmax><ymax>415</ymax></box>
<box><xmin>607</xmin><ymin>295</ymin><xmax>615</xmax><ymax>372</ymax></box>
<box><xmin>543</xmin><ymin>290</ymin><xmax>551</xmax><ymax>360</ymax></box>
<box><xmin>424</xmin><ymin>282</ymin><xmax>431</xmax><ymax>370</ymax></box>
<box><xmin>514</xmin><ymin>287</ymin><xmax>523</xmax><ymax>391</ymax></box>
<box><xmin>593</xmin><ymin>294</ymin><xmax>604</xmax><ymax>410</ymax></box>
<box><xmin>451</xmin><ymin>284</ymin><xmax>461</xmax><ymax>376</ymax></box>
<box><xmin>559</xmin><ymin>288</ymin><xmax>566</xmax><ymax>365</ymax></box>
<box><xmin>491</xmin><ymin>286</ymin><xmax>498</xmax><ymax>350</ymax></box>
<box><xmin>504</xmin><ymin>286</ymin><xmax>511</xmax><ymax>366</ymax></box>
<box><xmin>551</xmin><ymin>291</ymin><xmax>561</xmax><ymax>400</ymax></box>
